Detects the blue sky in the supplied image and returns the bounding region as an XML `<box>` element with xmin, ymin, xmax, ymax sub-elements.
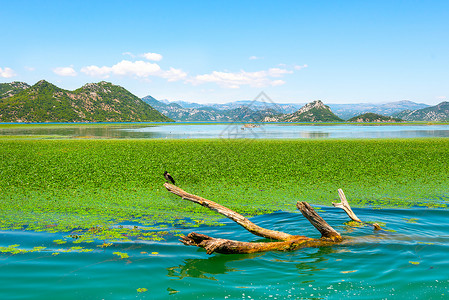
<box><xmin>1</xmin><ymin>1</ymin><xmax>448</xmax><ymax>104</ymax></box>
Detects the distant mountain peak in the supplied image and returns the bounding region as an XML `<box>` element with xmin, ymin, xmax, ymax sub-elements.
<box><xmin>268</xmin><ymin>100</ymin><xmax>343</xmax><ymax>122</ymax></box>
<box><xmin>297</xmin><ymin>100</ymin><xmax>327</xmax><ymax>113</ymax></box>
<box><xmin>436</xmin><ymin>101</ymin><xmax>449</xmax><ymax>108</ymax></box>
<box><xmin>35</xmin><ymin>79</ymin><xmax>52</xmax><ymax>86</ymax></box>
<box><xmin>32</xmin><ymin>80</ymin><xmax>58</xmax><ymax>90</ymax></box>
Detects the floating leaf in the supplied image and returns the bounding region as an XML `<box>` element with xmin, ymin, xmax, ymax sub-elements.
<box><xmin>404</xmin><ymin>218</ymin><xmax>419</xmax><ymax>223</ymax></box>
<box><xmin>113</xmin><ymin>252</ymin><xmax>129</xmax><ymax>259</ymax></box>
<box><xmin>167</xmin><ymin>288</ymin><xmax>179</xmax><ymax>294</ymax></box>
<box><xmin>137</xmin><ymin>288</ymin><xmax>148</xmax><ymax>293</ymax></box>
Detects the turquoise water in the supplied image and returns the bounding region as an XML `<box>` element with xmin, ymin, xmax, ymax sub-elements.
<box><xmin>2</xmin><ymin>123</ymin><xmax>449</xmax><ymax>139</ymax></box>
<box><xmin>1</xmin><ymin>207</ymin><xmax>448</xmax><ymax>299</ymax></box>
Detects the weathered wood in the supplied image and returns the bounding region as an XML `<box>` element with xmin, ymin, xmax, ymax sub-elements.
<box><xmin>333</xmin><ymin>189</ymin><xmax>362</xmax><ymax>222</ymax></box>
<box><xmin>180</xmin><ymin>232</ymin><xmax>314</xmax><ymax>254</ymax></box>
<box><xmin>164</xmin><ymin>183</ymin><xmax>304</xmax><ymax>241</ymax></box>
<box><xmin>333</xmin><ymin>189</ymin><xmax>382</xmax><ymax>230</ymax></box>
<box><xmin>296</xmin><ymin>202</ymin><xmax>342</xmax><ymax>242</ymax></box>
<box><xmin>165</xmin><ymin>183</ymin><xmax>348</xmax><ymax>254</ymax></box>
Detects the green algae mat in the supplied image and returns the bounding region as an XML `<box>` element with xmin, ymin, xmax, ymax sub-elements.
<box><xmin>1</xmin><ymin>138</ymin><xmax>448</xmax><ymax>244</ymax></box>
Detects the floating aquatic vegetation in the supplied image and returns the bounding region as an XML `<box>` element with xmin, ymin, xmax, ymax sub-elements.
<box><xmin>113</xmin><ymin>252</ymin><xmax>129</xmax><ymax>259</ymax></box>
<box><xmin>0</xmin><ymin>244</ymin><xmax>47</xmax><ymax>255</ymax></box>
<box><xmin>404</xmin><ymin>218</ymin><xmax>419</xmax><ymax>223</ymax></box>
<box><xmin>0</xmin><ymin>138</ymin><xmax>448</xmax><ymax>250</ymax></box>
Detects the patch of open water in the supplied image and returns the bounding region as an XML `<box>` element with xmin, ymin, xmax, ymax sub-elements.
<box><xmin>1</xmin><ymin>207</ymin><xmax>448</xmax><ymax>299</ymax></box>
<box><xmin>2</xmin><ymin>123</ymin><xmax>449</xmax><ymax>139</ymax></box>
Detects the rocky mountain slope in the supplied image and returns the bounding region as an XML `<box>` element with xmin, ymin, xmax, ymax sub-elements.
<box><xmin>0</xmin><ymin>82</ymin><xmax>31</xmax><ymax>99</ymax></box>
<box><xmin>394</xmin><ymin>102</ymin><xmax>449</xmax><ymax>121</ymax></box>
<box><xmin>0</xmin><ymin>80</ymin><xmax>172</xmax><ymax>123</ymax></box>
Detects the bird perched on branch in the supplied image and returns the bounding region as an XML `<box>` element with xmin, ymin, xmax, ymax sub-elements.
<box><xmin>164</xmin><ymin>171</ymin><xmax>175</xmax><ymax>184</ymax></box>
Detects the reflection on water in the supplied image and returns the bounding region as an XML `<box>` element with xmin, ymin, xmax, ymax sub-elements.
<box><xmin>125</xmin><ymin>124</ymin><xmax>449</xmax><ymax>139</ymax></box>
<box><xmin>2</xmin><ymin>123</ymin><xmax>449</xmax><ymax>139</ymax></box>
<box><xmin>0</xmin><ymin>124</ymin><xmax>157</xmax><ymax>139</ymax></box>
<box><xmin>167</xmin><ymin>253</ymin><xmax>262</xmax><ymax>280</ymax></box>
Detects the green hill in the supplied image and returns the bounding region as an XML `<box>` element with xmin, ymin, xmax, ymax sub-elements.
<box><xmin>0</xmin><ymin>80</ymin><xmax>172</xmax><ymax>123</ymax></box>
<box><xmin>347</xmin><ymin>112</ymin><xmax>403</xmax><ymax>122</ymax></box>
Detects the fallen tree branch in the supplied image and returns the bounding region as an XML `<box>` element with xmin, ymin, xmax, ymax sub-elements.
<box><xmin>164</xmin><ymin>183</ymin><xmax>303</xmax><ymax>241</ymax></box>
<box><xmin>164</xmin><ymin>183</ymin><xmax>344</xmax><ymax>254</ymax></box>
<box><xmin>333</xmin><ymin>189</ymin><xmax>382</xmax><ymax>230</ymax></box>
<box><xmin>180</xmin><ymin>232</ymin><xmax>339</xmax><ymax>254</ymax></box>
<box><xmin>296</xmin><ymin>202</ymin><xmax>342</xmax><ymax>242</ymax></box>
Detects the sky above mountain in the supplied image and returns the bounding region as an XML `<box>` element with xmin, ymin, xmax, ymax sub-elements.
<box><xmin>1</xmin><ymin>1</ymin><xmax>448</xmax><ymax>104</ymax></box>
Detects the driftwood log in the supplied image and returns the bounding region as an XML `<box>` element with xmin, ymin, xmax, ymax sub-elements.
<box><xmin>164</xmin><ymin>183</ymin><xmax>380</xmax><ymax>254</ymax></box>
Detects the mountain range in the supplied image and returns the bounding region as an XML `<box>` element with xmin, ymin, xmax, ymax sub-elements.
<box><xmin>142</xmin><ymin>95</ymin><xmax>278</xmax><ymax>122</ymax></box>
<box><xmin>1</xmin><ymin>80</ymin><xmax>448</xmax><ymax>123</ymax></box>
<box><xmin>144</xmin><ymin>96</ymin><xmax>447</xmax><ymax>122</ymax></box>
<box><xmin>0</xmin><ymin>81</ymin><xmax>172</xmax><ymax>123</ymax></box>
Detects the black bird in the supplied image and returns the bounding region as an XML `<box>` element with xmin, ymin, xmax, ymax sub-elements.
<box><xmin>164</xmin><ymin>171</ymin><xmax>175</xmax><ymax>184</ymax></box>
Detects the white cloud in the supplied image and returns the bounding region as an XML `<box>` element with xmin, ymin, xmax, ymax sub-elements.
<box><xmin>53</xmin><ymin>66</ymin><xmax>77</xmax><ymax>77</ymax></box>
<box><xmin>142</xmin><ymin>52</ymin><xmax>163</xmax><ymax>61</ymax></box>
<box><xmin>159</xmin><ymin>67</ymin><xmax>187</xmax><ymax>82</ymax></box>
<box><xmin>25</xmin><ymin>66</ymin><xmax>35</xmax><ymax>71</ymax></box>
<box><xmin>294</xmin><ymin>64</ymin><xmax>308</xmax><ymax>70</ymax></box>
<box><xmin>81</xmin><ymin>59</ymin><xmax>186</xmax><ymax>82</ymax></box>
<box><xmin>268</xmin><ymin>68</ymin><xmax>293</xmax><ymax>77</ymax></box>
<box><xmin>271</xmin><ymin>80</ymin><xmax>285</xmax><ymax>86</ymax></box>
<box><xmin>81</xmin><ymin>65</ymin><xmax>112</xmax><ymax>78</ymax></box>
<box><xmin>122</xmin><ymin>52</ymin><xmax>135</xmax><ymax>58</ymax></box>
<box><xmin>190</xmin><ymin>67</ymin><xmax>292</xmax><ymax>88</ymax></box>
<box><xmin>81</xmin><ymin>60</ymin><xmax>160</xmax><ymax>78</ymax></box>
<box><xmin>0</xmin><ymin>67</ymin><xmax>16</xmax><ymax>78</ymax></box>
<box><xmin>110</xmin><ymin>60</ymin><xmax>161</xmax><ymax>77</ymax></box>
<box><xmin>249</xmin><ymin>56</ymin><xmax>262</xmax><ymax>60</ymax></box>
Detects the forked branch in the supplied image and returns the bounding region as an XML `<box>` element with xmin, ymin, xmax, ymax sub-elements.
<box><xmin>164</xmin><ymin>183</ymin><xmax>344</xmax><ymax>254</ymax></box>
<box><xmin>333</xmin><ymin>189</ymin><xmax>382</xmax><ymax>230</ymax></box>
<box><xmin>333</xmin><ymin>189</ymin><xmax>362</xmax><ymax>222</ymax></box>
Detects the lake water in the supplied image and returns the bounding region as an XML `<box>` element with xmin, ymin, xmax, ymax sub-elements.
<box><xmin>2</xmin><ymin>124</ymin><xmax>449</xmax><ymax>299</ymax></box>
<box><xmin>1</xmin><ymin>207</ymin><xmax>448</xmax><ymax>299</ymax></box>
<box><xmin>2</xmin><ymin>123</ymin><xmax>449</xmax><ymax>139</ymax></box>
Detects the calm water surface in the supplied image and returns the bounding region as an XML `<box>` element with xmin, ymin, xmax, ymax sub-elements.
<box><xmin>1</xmin><ymin>207</ymin><xmax>448</xmax><ymax>299</ymax></box>
<box><xmin>124</xmin><ymin>124</ymin><xmax>449</xmax><ymax>139</ymax></box>
<box><xmin>2</xmin><ymin>123</ymin><xmax>449</xmax><ymax>139</ymax></box>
